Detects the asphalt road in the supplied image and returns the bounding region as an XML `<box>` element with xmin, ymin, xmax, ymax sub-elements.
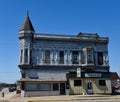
<box><xmin>72</xmin><ymin>100</ymin><xmax>120</xmax><ymax>102</ymax></box>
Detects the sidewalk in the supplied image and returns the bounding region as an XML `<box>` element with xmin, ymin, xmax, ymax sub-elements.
<box><xmin>1</xmin><ymin>93</ymin><xmax>120</xmax><ymax>102</ymax></box>
<box><xmin>9</xmin><ymin>94</ymin><xmax>120</xmax><ymax>102</ymax></box>
<box><xmin>25</xmin><ymin>95</ymin><xmax>120</xmax><ymax>102</ymax></box>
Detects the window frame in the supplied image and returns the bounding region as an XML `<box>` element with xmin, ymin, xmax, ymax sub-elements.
<box><xmin>99</xmin><ymin>80</ymin><xmax>106</xmax><ymax>86</ymax></box>
<box><xmin>97</xmin><ymin>52</ymin><xmax>103</xmax><ymax>65</ymax></box>
<box><xmin>72</xmin><ymin>51</ymin><xmax>79</xmax><ymax>64</ymax></box>
<box><xmin>59</xmin><ymin>51</ymin><xmax>64</xmax><ymax>64</ymax></box>
<box><xmin>53</xmin><ymin>83</ymin><xmax>59</xmax><ymax>91</ymax></box>
<box><xmin>44</xmin><ymin>50</ymin><xmax>51</xmax><ymax>64</ymax></box>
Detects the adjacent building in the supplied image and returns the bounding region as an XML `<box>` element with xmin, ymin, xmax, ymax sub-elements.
<box><xmin>18</xmin><ymin>14</ymin><xmax>111</xmax><ymax>96</ymax></box>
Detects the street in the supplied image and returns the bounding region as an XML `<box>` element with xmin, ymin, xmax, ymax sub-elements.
<box><xmin>72</xmin><ymin>100</ymin><xmax>120</xmax><ymax>102</ymax></box>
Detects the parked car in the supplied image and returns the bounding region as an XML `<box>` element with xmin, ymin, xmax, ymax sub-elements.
<box><xmin>112</xmin><ymin>85</ymin><xmax>120</xmax><ymax>95</ymax></box>
<box><xmin>9</xmin><ymin>87</ymin><xmax>16</xmax><ymax>92</ymax></box>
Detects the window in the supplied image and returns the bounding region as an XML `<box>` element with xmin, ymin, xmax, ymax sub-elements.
<box><xmin>53</xmin><ymin>83</ymin><xmax>59</xmax><ymax>91</ymax></box>
<box><xmin>30</xmin><ymin>49</ymin><xmax>32</xmax><ymax>64</ymax></box>
<box><xmin>59</xmin><ymin>51</ymin><xmax>64</xmax><ymax>64</ymax></box>
<box><xmin>74</xmin><ymin>80</ymin><xmax>81</xmax><ymax>86</ymax></box>
<box><xmin>99</xmin><ymin>80</ymin><xmax>106</xmax><ymax>86</ymax></box>
<box><xmin>97</xmin><ymin>52</ymin><xmax>103</xmax><ymax>65</ymax></box>
<box><xmin>26</xmin><ymin>84</ymin><xmax>38</xmax><ymax>91</ymax></box>
<box><xmin>45</xmin><ymin>50</ymin><xmax>50</xmax><ymax>64</ymax></box>
<box><xmin>39</xmin><ymin>84</ymin><xmax>51</xmax><ymax>91</ymax></box>
<box><xmin>87</xmin><ymin>48</ymin><xmax>94</xmax><ymax>64</ymax></box>
<box><xmin>24</xmin><ymin>49</ymin><xmax>28</xmax><ymax>63</ymax></box>
<box><xmin>25</xmin><ymin>84</ymin><xmax>51</xmax><ymax>91</ymax></box>
<box><xmin>20</xmin><ymin>49</ymin><xmax>23</xmax><ymax>63</ymax></box>
<box><xmin>72</xmin><ymin>51</ymin><xmax>79</xmax><ymax>64</ymax></box>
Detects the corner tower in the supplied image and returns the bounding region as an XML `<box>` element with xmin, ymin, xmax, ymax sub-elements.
<box><xmin>19</xmin><ymin>13</ymin><xmax>35</xmax><ymax>68</ymax></box>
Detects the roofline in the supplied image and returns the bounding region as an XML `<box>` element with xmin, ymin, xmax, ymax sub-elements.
<box><xmin>33</xmin><ymin>33</ymin><xmax>109</xmax><ymax>43</ymax></box>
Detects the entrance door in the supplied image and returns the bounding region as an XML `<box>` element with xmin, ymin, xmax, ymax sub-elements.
<box><xmin>87</xmin><ymin>82</ymin><xmax>93</xmax><ymax>94</ymax></box>
<box><xmin>60</xmin><ymin>83</ymin><xmax>65</xmax><ymax>95</ymax></box>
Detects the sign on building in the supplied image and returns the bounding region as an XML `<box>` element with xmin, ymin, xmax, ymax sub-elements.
<box><xmin>76</xmin><ymin>68</ymin><xmax>81</xmax><ymax>77</ymax></box>
<box><xmin>85</xmin><ymin>73</ymin><xmax>102</xmax><ymax>78</ymax></box>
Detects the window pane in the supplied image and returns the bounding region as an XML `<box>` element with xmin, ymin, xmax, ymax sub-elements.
<box><xmin>26</xmin><ymin>84</ymin><xmax>38</xmax><ymax>91</ymax></box>
<box><xmin>20</xmin><ymin>49</ymin><xmax>23</xmax><ymax>63</ymax></box>
<box><xmin>87</xmin><ymin>48</ymin><xmax>94</xmax><ymax>64</ymax></box>
<box><xmin>74</xmin><ymin>80</ymin><xmax>81</xmax><ymax>86</ymax></box>
<box><xmin>30</xmin><ymin>49</ymin><xmax>32</xmax><ymax>64</ymax></box>
<box><xmin>39</xmin><ymin>84</ymin><xmax>51</xmax><ymax>91</ymax></box>
<box><xmin>24</xmin><ymin>49</ymin><xmax>28</xmax><ymax>63</ymax></box>
<box><xmin>99</xmin><ymin>80</ymin><xmax>106</xmax><ymax>86</ymax></box>
<box><xmin>98</xmin><ymin>52</ymin><xmax>103</xmax><ymax>65</ymax></box>
<box><xmin>53</xmin><ymin>83</ymin><xmax>59</xmax><ymax>91</ymax></box>
<box><xmin>45</xmin><ymin>50</ymin><xmax>50</xmax><ymax>64</ymax></box>
<box><xmin>72</xmin><ymin>51</ymin><xmax>79</xmax><ymax>64</ymax></box>
<box><xmin>59</xmin><ymin>51</ymin><xmax>64</xmax><ymax>64</ymax></box>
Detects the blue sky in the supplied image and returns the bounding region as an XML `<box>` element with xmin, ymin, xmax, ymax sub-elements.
<box><xmin>0</xmin><ymin>0</ymin><xmax>120</xmax><ymax>83</ymax></box>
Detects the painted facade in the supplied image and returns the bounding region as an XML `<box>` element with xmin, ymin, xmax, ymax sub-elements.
<box><xmin>18</xmin><ymin>14</ymin><xmax>111</xmax><ymax>96</ymax></box>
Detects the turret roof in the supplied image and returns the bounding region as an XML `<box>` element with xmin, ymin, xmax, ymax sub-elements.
<box><xmin>20</xmin><ymin>13</ymin><xmax>35</xmax><ymax>31</ymax></box>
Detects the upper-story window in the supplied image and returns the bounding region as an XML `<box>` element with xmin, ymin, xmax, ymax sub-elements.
<box><xmin>59</xmin><ymin>51</ymin><xmax>64</xmax><ymax>64</ymax></box>
<box><xmin>20</xmin><ymin>49</ymin><xmax>23</xmax><ymax>63</ymax></box>
<box><xmin>72</xmin><ymin>51</ymin><xmax>79</xmax><ymax>64</ymax></box>
<box><xmin>24</xmin><ymin>49</ymin><xmax>28</xmax><ymax>63</ymax></box>
<box><xmin>45</xmin><ymin>50</ymin><xmax>50</xmax><ymax>64</ymax></box>
<box><xmin>97</xmin><ymin>52</ymin><xmax>103</xmax><ymax>65</ymax></box>
<box><xmin>30</xmin><ymin>49</ymin><xmax>32</xmax><ymax>64</ymax></box>
<box><xmin>87</xmin><ymin>48</ymin><xmax>94</xmax><ymax>64</ymax></box>
<box><xmin>82</xmin><ymin>46</ymin><xmax>94</xmax><ymax>65</ymax></box>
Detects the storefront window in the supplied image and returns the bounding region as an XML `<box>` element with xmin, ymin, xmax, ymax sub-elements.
<box><xmin>53</xmin><ymin>83</ymin><xmax>59</xmax><ymax>91</ymax></box>
<box><xmin>26</xmin><ymin>84</ymin><xmax>38</xmax><ymax>91</ymax></box>
<box><xmin>26</xmin><ymin>83</ymin><xmax>51</xmax><ymax>91</ymax></box>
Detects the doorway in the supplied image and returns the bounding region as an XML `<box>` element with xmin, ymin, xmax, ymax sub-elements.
<box><xmin>87</xmin><ymin>82</ymin><xmax>93</xmax><ymax>94</ymax></box>
<box><xmin>60</xmin><ymin>83</ymin><xmax>65</xmax><ymax>95</ymax></box>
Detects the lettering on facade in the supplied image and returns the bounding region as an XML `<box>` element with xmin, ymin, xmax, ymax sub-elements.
<box><xmin>85</xmin><ymin>73</ymin><xmax>102</xmax><ymax>78</ymax></box>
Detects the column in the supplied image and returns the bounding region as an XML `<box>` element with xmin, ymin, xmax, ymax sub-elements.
<box><xmin>55</xmin><ymin>50</ymin><xmax>58</xmax><ymax>64</ymax></box>
<box><xmin>69</xmin><ymin>50</ymin><xmax>72</xmax><ymax>65</ymax></box>
<box><xmin>51</xmin><ymin>49</ymin><xmax>55</xmax><ymax>64</ymax></box>
<box><xmin>79</xmin><ymin>51</ymin><xmax>81</xmax><ymax>65</ymax></box>
<box><xmin>28</xmin><ymin>48</ymin><xmax>30</xmax><ymax>64</ymax></box>
<box><xmin>41</xmin><ymin>49</ymin><xmax>44</xmax><ymax>64</ymax></box>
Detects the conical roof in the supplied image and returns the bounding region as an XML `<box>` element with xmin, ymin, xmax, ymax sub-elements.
<box><xmin>20</xmin><ymin>14</ymin><xmax>35</xmax><ymax>32</ymax></box>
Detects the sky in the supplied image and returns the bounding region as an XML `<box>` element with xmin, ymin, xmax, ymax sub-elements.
<box><xmin>0</xmin><ymin>0</ymin><xmax>120</xmax><ymax>83</ymax></box>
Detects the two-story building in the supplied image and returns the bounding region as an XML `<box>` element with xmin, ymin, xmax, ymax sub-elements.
<box><xmin>18</xmin><ymin>14</ymin><xmax>111</xmax><ymax>96</ymax></box>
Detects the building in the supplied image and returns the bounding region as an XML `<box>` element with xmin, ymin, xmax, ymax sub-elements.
<box><xmin>111</xmin><ymin>72</ymin><xmax>120</xmax><ymax>87</ymax></box>
<box><xmin>18</xmin><ymin>14</ymin><xmax>111</xmax><ymax>96</ymax></box>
